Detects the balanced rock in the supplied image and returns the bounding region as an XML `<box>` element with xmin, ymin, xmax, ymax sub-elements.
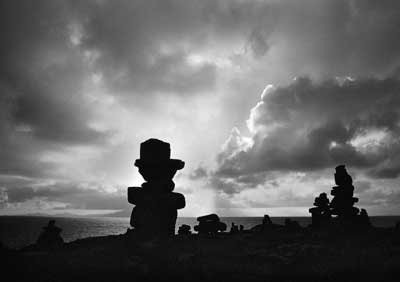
<box><xmin>309</xmin><ymin>192</ymin><xmax>331</xmax><ymax>227</ymax></box>
<box><xmin>330</xmin><ymin>165</ymin><xmax>359</xmax><ymax>218</ymax></box>
<box><xmin>178</xmin><ymin>224</ymin><xmax>192</xmax><ymax>235</ymax></box>
<box><xmin>127</xmin><ymin>139</ymin><xmax>186</xmax><ymax>238</ymax></box>
<box><xmin>194</xmin><ymin>213</ymin><xmax>227</xmax><ymax>235</ymax></box>
<box><xmin>309</xmin><ymin>165</ymin><xmax>371</xmax><ymax>228</ymax></box>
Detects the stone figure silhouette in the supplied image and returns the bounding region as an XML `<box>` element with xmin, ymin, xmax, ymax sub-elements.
<box><xmin>194</xmin><ymin>214</ymin><xmax>227</xmax><ymax>235</ymax></box>
<box><xmin>309</xmin><ymin>165</ymin><xmax>371</xmax><ymax>228</ymax></box>
<box><xmin>309</xmin><ymin>192</ymin><xmax>331</xmax><ymax>227</ymax></box>
<box><xmin>128</xmin><ymin>139</ymin><xmax>186</xmax><ymax>238</ymax></box>
<box><xmin>178</xmin><ymin>224</ymin><xmax>192</xmax><ymax>235</ymax></box>
<box><xmin>36</xmin><ymin>220</ymin><xmax>64</xmax><ymax>250</ymax></box>
<box><xmin>330</xmin><ymin>165</ymin><xmax>359</xmax><ymax>219</ymax></box>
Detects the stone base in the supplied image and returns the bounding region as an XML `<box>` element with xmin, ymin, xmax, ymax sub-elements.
<box><xmin>128</xmin><ymin>187</ymin><xmax>185</xmax><ymax>209</ymax></box>
<box><xmin>128</xmin><ymin>187</ymin><xmax>186</xmax><ymax>237</ymax></box>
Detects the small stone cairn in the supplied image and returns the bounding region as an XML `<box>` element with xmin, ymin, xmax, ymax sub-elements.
<box><xmin>178</xmin><ymin>224</ymin><xmax>192</xmax><ymax>235</ymax></box>
<box><xmin>36</xmin><ymin>220</ymin><xmax>64</xmax><ymax>250</ymax></box>
<box><xmin>230</xmin><ymin>222</ymin><xmax>239</xmax><ymax>234</ymax></box>
<box><xmin>309</xmin><ymin>192</ymin><xmax>331</xmax><ymax>227</ymax></box>
<box><xmin>194</xmin><ymin>214</ymin><xmax>227</xmax><ymax>235</ymax></box>
<box><xmin>128</xmin><ymin>139</ymin><xmax>186</xmax><ymax>238</ymax></box>
<box><xmin>309</xmin><ymin>165</ymin><xmax>371</xmax><ymax>227</ymax></box>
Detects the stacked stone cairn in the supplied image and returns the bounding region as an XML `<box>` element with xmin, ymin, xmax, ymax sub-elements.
<box><xmin>36</xmin><ymin>220</ymin><xmax>64</xmax><ymax>250</ymax></box>
<box><xmin>230</xmin><ymin>222</ymin><xmax>239</xmax><ymax>234</ymax></box>
<box><xmin>330</xmin><ymin>165</ymin><xmax>360</xmax><ymax>220</ymax></box>
<box><xmin>309</xmin><ymin>192</ymin><xmax>331</xmax><ymax>227</ymax></box>
<box><xmin>178</xmin><ymin>224</ymin><xmax>192</xmax><ymax>235</ymax></box>
<box><xmin>194</xmin><ymin>214</ymin><xmax>227</xmax><ymax>235</ymax></box>
<box><xmin>128</xmin><ymin>139</ymin><xmax>186</xmax><ymax>238</ymax></box>
<box><xmin>309</xmin><ymin>165</ymin><xmax>371</xmax><ymax>227</ymax></box>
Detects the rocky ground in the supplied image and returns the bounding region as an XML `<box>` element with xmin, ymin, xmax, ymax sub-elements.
<box><xmin>2</xmin><ymin>226</ymin><xmax>400</xmax><ymax>282</ymax></box>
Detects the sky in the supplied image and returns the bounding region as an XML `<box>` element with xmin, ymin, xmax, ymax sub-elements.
<box><xmin>1</xmin><ymin>0</ymin><xmax>400</xmax><ymax>217</ymax></box>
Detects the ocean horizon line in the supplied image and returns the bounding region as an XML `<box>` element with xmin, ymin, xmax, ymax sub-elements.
<box><xmin>2</xmin><ymin>214</ymin><xmax>400</xmax><ymax>218</ymax></box>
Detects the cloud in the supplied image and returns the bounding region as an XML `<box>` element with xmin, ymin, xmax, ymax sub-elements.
<box><xmin>2</xmin><ymin>0</ymin><xmax>400</xmax><ymax>215</ymax></box>
<box><xmin>212</xmin><ymin>77</ymin><xmax>400</xmax><ymax>194</ymax></box>
<box><xmin>246</xmin><ymin>28</ymin><xmax>269</xmax><ymax>58</ymax></box>
<box><xmin>0</xmin><ymin>1</ymin><xmax>114</xmax><ymax>180</ymax></box>
<box><xmin>73</xmin><ymin>0</ymin><xmax>400</xmax><ymax>97</ymax></box>
<box><xmin>74</xmin><ymin>0</ymin><xmax>219</xmax><ymax>96</ymax></box>
<box><xmin>189</xmin><ymin>166</ymin><xmax>208</xmax><ymax>180</ymax></box>
<box><xmin>2</xmin><ymin>182</ymin><xmax>129</xmax><ymax>211</ymax></box>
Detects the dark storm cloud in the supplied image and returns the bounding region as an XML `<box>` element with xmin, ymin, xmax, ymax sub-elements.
<box><xmin>0</xmin><ymin>1</ymin><xmax>113</xmax><ymax>179</ymax></box>
<box><xmin>74</xmin><ymin>0</ymin><xmax>219</xmax><ymax>95</ymax></box>
<box><xmin>3</xmin><ymin>183</ymin><xmax>129</xmax><ymax>210</ymax></box>
<box><xmin>209</xmin><ymin>171</ymin><xmax>273</xmax><ymax>195</ymax></box>
<box><xmin>213</xmin><ymin>77</ymin><xmax>400</xmax><ymax>193</ymax></box>
<box><xmin>0</xmin><ymin>0</ymin><xmax>110</xmax><ymax>144</ymax></box>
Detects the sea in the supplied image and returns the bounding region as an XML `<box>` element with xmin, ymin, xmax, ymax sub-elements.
<box><xmin>1</xmin><ymin>216</ymin><xmax>399</xmax><ymax>249</ymax></box>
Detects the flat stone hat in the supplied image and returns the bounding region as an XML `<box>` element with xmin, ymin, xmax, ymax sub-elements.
<box><xmin>134</xmin><ymin>138</ymin><xmax>184</xmax><ymax>169</ymax></box>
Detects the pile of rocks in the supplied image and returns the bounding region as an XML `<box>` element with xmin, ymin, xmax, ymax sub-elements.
<box><xmin>330</xmin><ymin>165</ymin><xmax>359</xmax><ymax>219</ymax></box>
<box><xmin>36</xmin><ymin>220</ymin><xmax>64</xmax><ymax>250</ymax></box>
<box><xmin>128</xmin><ymin>139</ymin><xmax>186</xmax><ymax>238</ymax></box>
<box><xmin>178</xmin><ymin>224</ymin><xmax>192</xmax><ymax>235</ymax></box>
<box><xmin>309</xmin><ymin>192</ymin><xmax>331</xmax><ymax>227</ymax></box>
<box><xmin>194</xmin><ymin>214</ymin><xmax>227</xmax><ymax>235</ymax></box>
<box><xmin>309</xmin><ymin>165</ymin><xmax>371</xmax><ymax>227</ymax></box>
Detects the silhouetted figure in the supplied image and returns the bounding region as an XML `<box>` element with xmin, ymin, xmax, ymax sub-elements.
<box><xmin>128</xmin><ymin>139</ymin><xmax>186</xmax><ymax>238</ymax></box>
<box><xmin>194</xmin><ymin>214</ymin><xmax>227</xmax><ymax>235</ymax></box>
<box><xmin>330</xmin><ymin>165</ymin><xmax>359</xmax><ymax>220</ymax></box>
<box><xmin>178</xmin><ymin>224</ymin><xmax>192</xmax><ymax>235</ymax></box>
<box><xmin>239</xmin><ymin>225</ymin><xmax>244</xmax><ymax>232</ymax></box>
<box><xmin>36</xmin><ymin>220</ymin><xmax>64</xmax><ymax>250</ymax></box>
<box><xmin>309</xmin><ymin>192</ymin><xmax>331</xmax><ymax>227</ymax></box>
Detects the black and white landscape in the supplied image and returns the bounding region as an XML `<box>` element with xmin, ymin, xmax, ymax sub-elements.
<box><xmin>1</xmin><ymin>1</ymin><xmax>400</xmax><ymax>281</ymax></box>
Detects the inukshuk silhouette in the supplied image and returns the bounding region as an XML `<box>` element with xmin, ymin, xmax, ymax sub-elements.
<box><xmin>330</xmin><ymin>165</ymin><xmax>359</xmax><ymax>219</ymax></box>
<box><xmin>128</xmin><ymin>139</ymin><xmax>185</xmax><ymax>237</ymax></box>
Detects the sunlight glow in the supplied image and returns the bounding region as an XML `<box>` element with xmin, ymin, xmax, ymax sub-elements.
<box><xmin>350</xmin><ymin>129</ymin><xmax>388</xmax><ymax>149</ymax></box>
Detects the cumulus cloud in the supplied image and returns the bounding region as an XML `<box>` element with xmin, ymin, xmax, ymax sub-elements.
<box><xmin>213</xmin><ymin>77</ymin><xmax>400</xmax><ymax>194</ymax></box>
